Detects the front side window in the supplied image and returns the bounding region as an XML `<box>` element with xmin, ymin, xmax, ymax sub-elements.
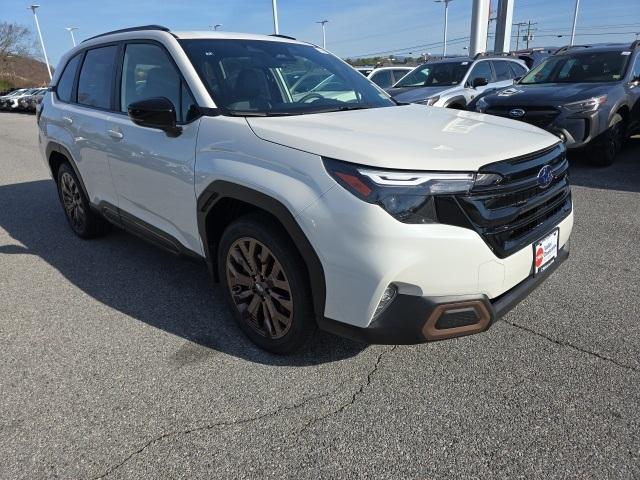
<box><xmin>468</xmin><ymin>61</ymin><xmax>494</xmax><ymax>83</ymax></box>
<box><xmin>392</xmin><ymin>70</ymin><xmax>409</xmax><ymax>83</ymax></box>
<box><xmin>492</xmin><ymin>61</ymin><xmax>512</xmax><ymax>81</ymax></box>
<box><xmin>394</xmin><ymin>62</ymin><xmax>471</xmax><ymax>88</ymax></box>
<box><xmin>179</xmin><ymin>39</ymin><xmax>394</xmax><ymax>116</ymax></box>
<box><xmin>632</xmin><ymin>56</ymin><xmax>640</xmax><ymax>82</ymax></box>
<box><xmin>56</xmin><ymin>53</ymin><xmax>83</xmax><ymax>103</ymax></box>
<box><xmin>521</xmin><ymin>51</ymin><xmax>631</xmax><ymax>84</ymax></box>
<box><xmin>77</xmin><ymin>46</ymin><xmax>118</xmax><ymax>109</ymax></box>
<box><xmin>121</xmin><ymin>43</ymin><xmax>180</xmax><ymax>113</ymax></box>
<box><xmin>509</xmin><ymin>62</ymin><xmax>527</xmax><ymax>78</ymax></box>
<box><xmin>370</xmin><ymin>70</ymin><xmax>393</xmax><ymax>88</ymax></box>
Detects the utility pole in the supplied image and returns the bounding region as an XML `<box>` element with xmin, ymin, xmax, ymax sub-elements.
<box><xmin>513</xmin><ymin>22</ymin><xmax>527</xmax><ymax>50</ymax></box>
<box><xmin>525</xmin><ymin>21</ymin><xmax>536</xmax><ymax>49</ymax></box>
<box><xmin>435</xmin><ymin>0</ymin><xmax>454</xmax><ymax>56</ymax></box>
<box><xmin>570</xmin><ymin>0</ymin><xmax>580</xmax><ymax>46</ymax></box>
<box><xmin>65</xmin><ymin>27</ymin><xmax>78</xmax><ymax>47</ymax></box>
<box><xmin>316</xmin><ymin>20</ymin><xmax>328</xmax><ymax>49</ymax></box>
<box><xmin>29</xmin><ymin>4</ymin><xmax>52</xmax><ymax>80</ymax></box>
<box><xmin>271</xmin><ymin>0</ymin><xmax>279</xmax><ymax>35</ymax></box>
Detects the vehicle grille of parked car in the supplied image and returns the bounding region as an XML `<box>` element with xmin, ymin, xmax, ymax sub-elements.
<box><xmin>440</xmin><ymin>143</ymin><xmax>571</xmax><ymax>258</ymax></box>
<box><xmin>484</xmin><ymin>106</ymin><xmax>561</xmax><ymax>130</ymax></box>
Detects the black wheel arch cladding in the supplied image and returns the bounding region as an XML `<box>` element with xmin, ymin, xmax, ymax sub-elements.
<box><xmin>197</xmin><ymin>180</ymin><xmax>327</xmax><ymax>320</ymax></box>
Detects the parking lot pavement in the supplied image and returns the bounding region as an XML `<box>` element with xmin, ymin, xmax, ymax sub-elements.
<box><xmin>0</xmin><ymin>112</ymin><xmax>638</xmax><ymax>479</ymax></box>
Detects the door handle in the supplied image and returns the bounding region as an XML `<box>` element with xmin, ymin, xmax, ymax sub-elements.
<box><xmin>62</xmin><ymin>116</ymin><xmax>73</xmax><ymax>125</ymax></box>
<box><xmin>107</xmin><ymin>129</ymin><xmax>124</xmax><ymax>140</ymax></box>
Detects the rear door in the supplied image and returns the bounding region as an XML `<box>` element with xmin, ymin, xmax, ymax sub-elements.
<box><xmin>105</xmin><ymin>41</ymin><xmax>203</xmax><ymax>255</ymax></box>
<box><xmin>62</xmin><ymin>45</ymin><xmax>120</xmax><ymax>207</ymax></box>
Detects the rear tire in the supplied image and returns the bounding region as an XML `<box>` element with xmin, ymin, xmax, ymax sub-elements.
<box><xmin>56</xmin><ymin>163</ymin><xmax>111</xmax><ymax>238</ymax></box>
<box><xmin>587</xmin><ymin>113</ymin><xmax>624</xmax><ymax>167</ymax></box>
<box><xmin>218</xmin><ymin>214</ymin><xmax>316</xmax><ymax>354</ymax></box>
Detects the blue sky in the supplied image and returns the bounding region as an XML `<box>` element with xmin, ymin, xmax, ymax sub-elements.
<box><xmin>3</xmin><ymin>0</ymin><xmax>639</xmax><ymax>66</ymax></box>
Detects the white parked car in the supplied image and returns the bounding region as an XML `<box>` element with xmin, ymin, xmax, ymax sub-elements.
<box><xmin>367</xmin><ymin>66</ymin><xmax>413</xmax><ymax>89</ymax></box>
<box><xmin>388</xmin><ymin>55</ymin><xmax>528</xmax><ymax>109</ymax></box>
<box><xmin>38</xmin><ymin>27</ymin><xmax>573</xmax><ymax>353</ymax></box>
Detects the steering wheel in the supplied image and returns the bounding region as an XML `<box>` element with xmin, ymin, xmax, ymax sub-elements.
<box><xmin>298</xmin><ymin>93</ymin><xmax>325</xmax><ymax>103</ymax></box>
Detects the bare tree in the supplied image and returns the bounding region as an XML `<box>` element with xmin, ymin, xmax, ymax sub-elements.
<box><xmin>0</xmin><ymin>22</ymin><xmax>36</xmax><ymax>59</ymax></box>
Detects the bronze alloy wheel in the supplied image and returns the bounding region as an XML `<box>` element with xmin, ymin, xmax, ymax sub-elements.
<box><xmin>60</xmin><ymin>171</ymin><xmax>86</xmax><ymax>232</ymax></box>
<box><xmin>225</xmin><ymin>237</ymin><xmax>294</xmax><ymax>339</ymax></box>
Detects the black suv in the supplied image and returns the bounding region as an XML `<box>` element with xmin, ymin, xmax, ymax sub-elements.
<box><xmin>474</xmin><ymin>41</ymin><xmax>640</xmax><ymax>165</ymax></box>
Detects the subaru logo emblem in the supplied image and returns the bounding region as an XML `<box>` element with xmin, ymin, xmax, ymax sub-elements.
<box><xmin>510</xmin><ymin>108</ymin><xmax>526</xmax><ymax>118</ymax></box>
<box><xmin>537</xmin><ymin>165</ymin><xmax>554</xmax><ymax>189</ymax></box>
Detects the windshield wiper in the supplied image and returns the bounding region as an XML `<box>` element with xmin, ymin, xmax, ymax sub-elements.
<box><xmin>226</xmin><ymin>111</ymin><xmax>296</xmax><ymax>117</ymax></box>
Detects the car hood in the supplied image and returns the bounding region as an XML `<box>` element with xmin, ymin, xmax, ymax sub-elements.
<box><xmin>247</xmin><ymin>104</ymin><xmax>559</xmax><ymax>171</ymax></box>
<box><xmin>387</xmin><ymin>85</ymin><xmax>454</xmax><ymax>102</ymax></box>
<box><xmin>484</xmin><ymin>82</ymin><xmax>615</xmax><ymax>106</ymax></box>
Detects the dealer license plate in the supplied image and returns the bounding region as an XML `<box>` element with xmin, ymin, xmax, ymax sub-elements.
<box><xmin>533</xmin><ymin>229</ymin><xmax>559</xmax><ymax>275</ymax></box>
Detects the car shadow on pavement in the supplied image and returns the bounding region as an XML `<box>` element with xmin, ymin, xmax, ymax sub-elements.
<box><xmin>0</xmin><ymin>179</ymin><xmax>366</xmax><ymax>366</ymax></box>
<box><xmin>568</xmin><ymin>136</ymin><xmax>640</xmax><ymax>193</ymax></box>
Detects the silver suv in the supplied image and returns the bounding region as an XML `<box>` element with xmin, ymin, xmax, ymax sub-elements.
<box><xmin>387</xmin><ymin>55</ymin><xmax>528</xmax><ymax>109</ymax></box>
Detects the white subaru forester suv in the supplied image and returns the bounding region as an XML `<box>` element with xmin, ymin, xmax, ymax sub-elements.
<box><xmin>38</xmin><ymin>26</ymin><xmax>573</xmax><ymax>354</ymax></box>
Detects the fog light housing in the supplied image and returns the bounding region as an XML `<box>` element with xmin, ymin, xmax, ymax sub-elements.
<box><xmin>373</xmin><ymin>284</ymin><xmax>398</xmax><ymax>319</ymax></box>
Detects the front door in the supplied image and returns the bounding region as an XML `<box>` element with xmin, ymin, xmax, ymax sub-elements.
<box><xmin>106</xmin><ymin>42</ymin><xmax>203</xmax><ymax>255</ymax></box>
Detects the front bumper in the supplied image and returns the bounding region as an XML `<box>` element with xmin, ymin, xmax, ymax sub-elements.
<box><xmin>319</xmin><ymin>244</ymin><xmax>569</xmax><ymax>344</ymax></box>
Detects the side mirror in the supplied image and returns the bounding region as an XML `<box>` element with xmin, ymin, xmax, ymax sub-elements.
<box><xmin>472</xmin><ymin>77</ymin><xmax>489</xmax><ymax>88</ymax></box>
<box><xmin>128</xmin><ymin>97</ymin><xmax>182</xmax><ymax>137</ymax></box>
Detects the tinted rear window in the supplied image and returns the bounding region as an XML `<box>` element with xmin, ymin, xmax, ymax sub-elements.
<box><xmin>77</xmin><ymin>46</ymin><xmax>118</xmax><ymax>109</ymax></box>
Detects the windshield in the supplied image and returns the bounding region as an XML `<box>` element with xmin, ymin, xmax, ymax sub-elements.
<box><xmin>520</xmin><ymin>51</ymin><xmax>630</xmax><ymax>84</ymax></box>
<box><xmin>394</xmin><ymin>61</ymin><xmax>471</xmax><ymax>88</ymax></box>
<box><xmin>179</xmin><ymin>39</ymin><xmax>395</xmax><ymax>116</ymax></box>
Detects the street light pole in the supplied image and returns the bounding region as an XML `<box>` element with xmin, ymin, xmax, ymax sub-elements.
<box><xmin>29</xmin><ymin>4</ymin><xmax>52</xmax><ymax>80</ymax></box>
<box><xmin>435</xmin><ymin>0</ymin><xmax>453</xmax><ymax>57</ymax></box>
<box><xmin>316</xmin><ymin>20</ymin><xmax>329</xmax><ymax>49</ymax></box>
<box><xmin>570</xmin><ymin>0</ymin><xmax>580</xmax><ymax>46</ymax></box>
<box><xmin>271</xmin><ymin>0</ymin><xmax>279</xmax><ymax>34</ymax></box>
<box><xmin>65</xmin><ymin>27</ymin><xmax>78</xmax><ymax>47</ymax></box>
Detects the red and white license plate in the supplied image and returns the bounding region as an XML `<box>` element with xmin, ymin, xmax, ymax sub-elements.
<box><xmin>533</xmin><ymin>229</ymin><xmax>559</xmax><ymax>275</ymax></box>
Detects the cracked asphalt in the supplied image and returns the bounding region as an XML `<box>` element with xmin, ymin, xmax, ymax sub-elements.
<box><xmin>0</xmin><ymin>112</ymin><xmax>639</xmax><ymax>479</ymax></box>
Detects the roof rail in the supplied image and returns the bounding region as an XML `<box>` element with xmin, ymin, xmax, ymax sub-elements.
<box><xmin>270</xmin><ymin>34</ymin><xmax>297</xmax><ymax>41</ymax></box>
<box><xmin>473</xmin><ymin>51</ymin><xmax>516</xmax><ymax>59</ymax></box>
<box><xmin>82</xmin><ymin>25</ymin><xmax>172</xmax><ymax>43</ymax></box>
<box><xmin>554</xmin><ymin>44</ymin><xmax>591</xmax><ymax>54</ymax></box>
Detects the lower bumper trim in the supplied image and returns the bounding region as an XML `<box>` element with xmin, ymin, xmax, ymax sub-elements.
<box><xmin>318</xmin><ymin>245</ymin><xmax>569</xmax><ymax>345</ymax></box>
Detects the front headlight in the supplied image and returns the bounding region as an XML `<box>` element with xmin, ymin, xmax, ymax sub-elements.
<box><xmin>563</xmin><ymin>96</ymin><xmax>606</xmax><ymax>113</ymax></box>
<box><xmin>323</xmin><ymin>158</ymin><xmax>502</xmax><ymax>224</ymax></box>
<box><xmin>418</xmin><ymin>95</ymin><xmax>440</xmax><ymax>106</ymax></box>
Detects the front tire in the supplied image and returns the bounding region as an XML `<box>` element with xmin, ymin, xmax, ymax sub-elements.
<box><xmin>587</xmin><ymin>113</ymin><xmax>624</xmax><ymax>167</ymax></box>
<box><xmin>218</xmin><ymin>214</ymin><xmax>316</xmax><ymax>354</ymax></box>
<box><xmin>56</xmin><ymin>163</ymin><xmax>110</xmax><ymax>238</ymax></box>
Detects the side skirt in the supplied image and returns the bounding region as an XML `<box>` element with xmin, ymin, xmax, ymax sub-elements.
<box><xmin>95</xmin><ymin>201</ymin><xmax>203</xmax><ymax>261</ymax></box>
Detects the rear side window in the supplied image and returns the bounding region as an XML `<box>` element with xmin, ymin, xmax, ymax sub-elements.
<box><xmin>56</xmin><ymin>53</ymin><xmax>82</xmax><ymax>103</ymax></box>
<box><xmin>77</xmin><ymin>46</ymin><xmax>118</xmax><ymax>109</ymax></box>
<box><xmin>492</xmin><ymin>61</ymin><xmax>512</xmax><ymax>81</ymax></box>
